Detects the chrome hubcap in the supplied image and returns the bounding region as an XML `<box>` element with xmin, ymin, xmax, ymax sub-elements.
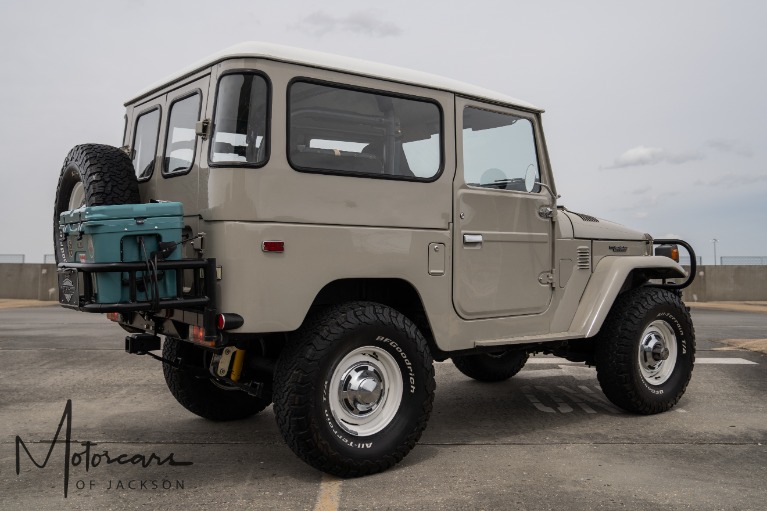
<box><xmin>638</xmin><ymin>320</ymin><xmax>677</xmax><ymax>385</ymax></box>
<box><xmin>339</xmin><ymin>363</ymin><xmax>385</xmax><ymax>415</ymax></box>
<box><xmin>329</xmin><ymin>346</ymin><xmax>403</xmax><ymax>436</ymax></box>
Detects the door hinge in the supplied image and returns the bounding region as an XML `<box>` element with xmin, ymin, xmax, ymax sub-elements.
<box><xmin>195</xmin><ymin>119</ymin><xmax>211</xmax><ymax>140</ymax></box>
<box><xmin>538</xmin><ymin>205</ymin><xmax>555</xmax><ymax>219</ymax></box>
<box><xmin>538</xmin><ymin>271</ymin><xmax>555</xmax><ymax>287</ymax></box>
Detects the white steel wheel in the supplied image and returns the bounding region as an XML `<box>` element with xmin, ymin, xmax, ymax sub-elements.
<box><xmin>595</xmin><ymin>287</ymin><xmax>695</xmax><ymax>414</ymax></box>
<box><xmin>53</xmin><ymin>144</ymin><xmax>140</xmax><ymax>263</ymax></box>
<box><xmin>329</xmin><ymin>346</ymin><xmax>403</xmax><ymax>436</ymax></box>
<box><xmin>638</xmin><ymin>320</ymin><xmax>678</xmax><ymax>385</ymax></box>
<box><xmin>273</xmin><ymin>301</ymin><xmax>436</xmax><ymax>477</ymax></box>
<box><xmin>68</xmin><ymin>181</ymin><xmax>86</xmax><ymax>210</ymax></box>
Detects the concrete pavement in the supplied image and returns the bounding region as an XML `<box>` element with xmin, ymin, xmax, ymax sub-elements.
<box><xmin>1</xmin><ymin>306</ymin><xmax>765</xmax><ymax>510</ymax></box>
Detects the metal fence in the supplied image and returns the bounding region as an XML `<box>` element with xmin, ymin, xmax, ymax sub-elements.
<box><xmin>720</xmin><ymin>256</ymin><xmax>767</xmax><ymax>266</ymax></box>
<box><xmin>0</xmin><ymin>254</ymin><xmax>25</xmax><ymax>263</ymax></box>
<box><xmin>679</xmin><ymin>255</ymin><xmax>703</xmax><ymax>266</ymax></box>
<box><xmin>43</xmin><ymin>254</ymin><xmax>56</xmax><ymax>264</ymax></box>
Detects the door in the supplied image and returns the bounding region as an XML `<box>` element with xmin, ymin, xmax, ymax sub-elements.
<box><xmin>152</xmin><ymin>75</ymin><xmax>210</xmax><ymax>213</ymax></box>
<box><xmin>452</xmin><ymin>98</ymin><xmax>554</xmax><ymax>320</ymax></box>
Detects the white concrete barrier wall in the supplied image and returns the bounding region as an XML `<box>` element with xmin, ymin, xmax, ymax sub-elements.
<box><xmin>0</xmin><ymin>264</ymin><xmax>59</xmax><ymax>301</ymax></box>
<box><xmin>0</xmin><ymin>264</ymin><xmax>764</xmax><ymax>302</ymax></box>
<box><xmin>682</xmin><ymin>265</ymin><xmax>767</xmax><ymax>302</ymax></box>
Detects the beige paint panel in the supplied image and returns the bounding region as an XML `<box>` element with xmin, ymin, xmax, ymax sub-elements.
<box><xmin>152</xmin><ymin>75</ymin><xmax>209</xmax><ymax>216</ymax></box>
<box><xmin>569</xmin><ymin>255</ymin><xmax>688</xmax><ymax>338</ymax></box>
<box><xmin>454</xmin><ymin>189</ymin><xmax>553</xmax><ymax>318</ymax></box>
<box><xmin>205</xmin><ymin>221</ymin><xmax>454</xmax><ymax>334</ymax></box>
<box><xmin>198</xmin><ymin>58</ymin><xmax>456</xmax><ymax>231</ymax></box>
<box><xmin>548</xmin><ymin>240</ymin><xmax>592</xmax><ymax>332</ymax></box>
<box><xmin>591</xmin><ymin>240</ymin><xmax>649</xmax><ymax>267</ymax></box>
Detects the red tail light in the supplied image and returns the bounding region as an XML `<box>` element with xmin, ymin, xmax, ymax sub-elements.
<box><xmin>217</xmin><ymin>313</ymin><xmax>244</xmax><ymax>330</ymax></box>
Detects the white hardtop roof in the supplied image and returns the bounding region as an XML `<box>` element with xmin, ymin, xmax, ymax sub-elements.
<box><xmin>127</xmin><ymin>42</ymin><xmax>541</xmax><ymax>112</ymax></box>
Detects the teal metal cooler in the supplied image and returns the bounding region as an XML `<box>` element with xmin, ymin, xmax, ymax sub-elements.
<box><xmin>59</xmin><ymin>202</ymin><xmax>183</xmax><ymax>304</ymax></box>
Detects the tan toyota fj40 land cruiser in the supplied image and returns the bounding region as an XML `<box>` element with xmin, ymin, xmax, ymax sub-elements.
<box><xmin>54</xmin><ymin>42</ymin><xmax>697</xmax><ymax>476</ymax></box>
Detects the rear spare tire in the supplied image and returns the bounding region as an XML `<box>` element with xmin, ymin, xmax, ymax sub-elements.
<box><xmin>53</xmin><ymin>144</ymin><xmax>140</xmax><ymax>263</ymax></box>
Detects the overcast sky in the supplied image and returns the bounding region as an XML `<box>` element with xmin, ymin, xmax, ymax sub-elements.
<box><xmin>0</xmin><ymin>0</ymin><xmax>764</xmax><ymax>263</ymax></box>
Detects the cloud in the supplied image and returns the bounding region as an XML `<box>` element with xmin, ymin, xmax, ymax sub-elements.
<box><xmin>293</xmin><ymin>10</ymin><xmax>403</xmax><ymax>38</ymax></box>
<box><xmin>631</xmin><ymin>185</ymin><xmax>652</xmax><ymax>195</ymax></box>
<box><xmin>706</xmin><ymin>139</ymin><xmax>753</xmax><ymax>158</ymax></box>
<box><xmin>609</xmin><ymin>190</ymin><xmax>676</xmax><ymax>214</ymax></box>
<box><xmin>694</xmin><ymin>172</ymin><xmax>767</xmax><ymax>188</ymax></box>
<box><xmin>604</xmin><ymin>145</ymin><xmax>704</xmax><ymax>169</ymax></box>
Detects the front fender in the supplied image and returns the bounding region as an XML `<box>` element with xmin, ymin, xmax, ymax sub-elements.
<box><xmin>568</xmin><ymin>256</ymin><xmax>687</xmax><ymax>338</ymax></box>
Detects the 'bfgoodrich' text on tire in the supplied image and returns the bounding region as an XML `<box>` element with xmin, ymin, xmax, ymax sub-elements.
<box><xmin>273</xmin><ymin>301</ymin><xmax>436</xmax><ymax>477</ymax></box>
<box><xmin>595</xmin><ymin>287</ymin><xmax>695</xmax><ymax>414</ymax></box>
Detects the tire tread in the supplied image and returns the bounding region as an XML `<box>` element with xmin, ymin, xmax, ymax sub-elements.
<box><xmin>273</xmin><ymin>301</ymin><xmax>435</xmax><ymax>477</ymax></box>
<box><xmin>595</xmin><ymin>287</ymin><xmax>695</xmax><ymax>414</ymax></box>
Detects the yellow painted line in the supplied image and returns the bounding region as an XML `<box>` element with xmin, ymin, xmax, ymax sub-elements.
<box><xmin>687</xmin><ymin>301</ymin><xmax>767</xmax><ymax>314</ymax></box>
<box><xmin>0</xmin><ymin>299</ymin><xmax>57</xmax><ymax>309</ymax></box>
<box><xmin>313</xmin><ymin>473</ymin><xmax>342</xmax><ymax>511</ymax></box>
<box><xmin>718</xmin><ymin>338</ymin><xmax>767</xmax><ymax>355</ymax></box>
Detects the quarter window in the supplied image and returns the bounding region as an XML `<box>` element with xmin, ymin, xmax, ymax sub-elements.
<box><xmin>164</xmin><ymin>93</ymin><xmax>201</xmax><ymax>175</ymax></box>
<box><xmin>462</xmin><ymin>107</ymin><xmax>540</xmax><ymax>192</ymax></box>
<box><xmin>288</xmin><ymin>81</ymin><xmax>442</xmax><ymax>179</ymax></box>
<box><xmin>132</xmin><ymin>108</ymin><xmax>161</xmax><ymax>180</ymax></box>
<box><xmin>210</xmin><ymin>74</ymin><xmax>269</xmax><ymax>165</ymax></box>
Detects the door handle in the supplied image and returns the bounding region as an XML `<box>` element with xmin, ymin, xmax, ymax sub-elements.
<box><xmin>463</xmin><ymin>234</ymin><xmax>483</xmax><ymax>244</ymax></box>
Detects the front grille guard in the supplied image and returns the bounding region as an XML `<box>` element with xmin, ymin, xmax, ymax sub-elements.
<box><xmin>653</xmin><ymin>239</ymin><xmax>696</xmax><ymax>290</ymax></box>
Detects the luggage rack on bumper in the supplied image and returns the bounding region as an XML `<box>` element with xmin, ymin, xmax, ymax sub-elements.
<box><xmin>57</xmin><ymin>258</ymin><xmax>219</xmax><ymax>345</ymax></box>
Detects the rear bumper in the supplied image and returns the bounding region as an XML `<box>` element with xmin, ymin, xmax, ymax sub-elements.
<box><xmin>57</xmin><ymin>258</ymin><xmax>219</xmax><ymax>343</ymax></box>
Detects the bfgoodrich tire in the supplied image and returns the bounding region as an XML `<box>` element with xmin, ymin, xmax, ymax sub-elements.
<box><xmin>53</xmin><ymin>144</ymin><xmax>140</xmax><ymax>263</ymax></box>
<box><xmin>595</xmin><ymin>287</ymin><xmax>695</xmax><ymax>414</ymax></box>
<box><xmin>273</xmin><ymin>302</ymin><xmax>435</xmax><ymax>477</ymax></box>
<box><xmin>452</xmin><ymin>349</ymin><xmax>529</xmax><ymax>382</ymax></box>
<box><xmin>162</xmin><ymin>338</ymin><xmax>271</xmax><ymax>421</ymax></box>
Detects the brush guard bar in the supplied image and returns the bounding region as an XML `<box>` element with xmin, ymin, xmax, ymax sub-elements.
<box><xmin>653</xmin><ymin>239</ymin><xmax>696</xmax><ymax>290</ymax></box>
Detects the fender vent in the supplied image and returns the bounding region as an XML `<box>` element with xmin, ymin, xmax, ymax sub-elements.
<box><xmin>571</xmin><ymin>211</ymin><xmax>599</xmax><ymax>223</ymax></box>
<box><xmin>577</xmin><ymin>246</ymin><xmax>591</xmax><ymax>270</ymax></box>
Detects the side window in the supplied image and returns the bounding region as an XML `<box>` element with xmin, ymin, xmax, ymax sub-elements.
<box><xmin>210</xmin><ymin>73</ymin><xmax>269</xmax><ymax>165</ymax></box>
<box><xmin>288</xmin><ymin>81</ymin><xmax>442</xmax><ymax>180</ymax></box>
<box><xmin>164</xmin><ymin>93</ymin><xmax>201</xmax><ymax>175</ymax></box>
<box><xmin>462</xmin><ymin>107</ymin><xmax>540</xmax><ymax>192</ymax></box>
<box><xmin>132</xmin><ymin>108</ymin><xmax>161</xmax><ymax>180</ymax></box>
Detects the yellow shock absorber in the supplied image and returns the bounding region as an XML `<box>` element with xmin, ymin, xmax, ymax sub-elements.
<box><xmin>230</xmin><ymin>349</ymin><xmax>246</xmax><ymax>382</ymax></box>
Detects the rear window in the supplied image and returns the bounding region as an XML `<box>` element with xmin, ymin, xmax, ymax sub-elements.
<box><xmin>210</xmin><ymin>73</ymin><xmax>269</xmax><ymax>166</ymax></box>
<box><xmin>163</xmin><ymin>93</ymin><xmax>201</xmax><ymax>175</ymax></box>
<box><xmin>132</xmin><ymin>107</ymin><xmax>161</xmax><ymax>180</ymax></box>
<box><xmin>288</xmin><ymin>81</ymin><xmax>442</xmax><ymax>180</ymax></box>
